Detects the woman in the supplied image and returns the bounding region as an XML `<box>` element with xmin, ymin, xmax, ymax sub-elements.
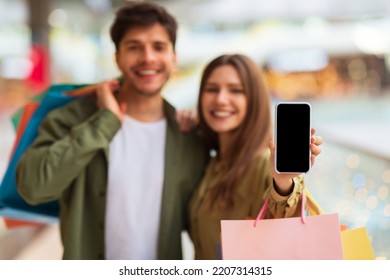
<box><xmin>189</xmin><ymin>54</ymin><xmax>322</xmax><ymax>260</ymax></box>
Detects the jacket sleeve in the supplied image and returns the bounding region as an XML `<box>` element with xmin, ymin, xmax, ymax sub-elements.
<box><xmin>16</xmin><ymin>101</ymin><xmax>121</xmax><ymax>205</ymax></box>
<box><xmin>267</xmin><ymin>175</ymin><xmax>304</xmax><ymax>218</ymax></box>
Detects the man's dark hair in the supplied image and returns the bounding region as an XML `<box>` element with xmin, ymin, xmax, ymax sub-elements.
<box><xmin>110</xmin><ymin>1</ymin><xmax>178</xmax><ymax>51</ymax></box>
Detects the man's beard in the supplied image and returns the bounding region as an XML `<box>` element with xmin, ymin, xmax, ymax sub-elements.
<box><xmin>134</xmin><ymin>86</ymin><xmax>163</xmax><ymax>97</ymax></box>
<box><xmin>132</xmin><ymin>76</ymin><xmax>169</xmax><ymax>97</ymax></box>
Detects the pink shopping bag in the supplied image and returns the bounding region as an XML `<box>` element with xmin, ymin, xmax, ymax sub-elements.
<box><xmin>221</xmin><ymin>190</ymin><xmax>344</xmax><ymax>260</ymax></box>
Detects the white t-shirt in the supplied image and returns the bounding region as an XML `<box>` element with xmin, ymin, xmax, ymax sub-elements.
<box><xmin>105</xmin><ymin>115</ymin><xmax>167</xmax><ymax>260</ymax></box>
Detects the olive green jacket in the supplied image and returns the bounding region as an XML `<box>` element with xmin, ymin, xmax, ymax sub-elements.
<box><xmin>16</xmin><ymin>97</ymin><xmax>208</xmax><ymax>259</ymax></box>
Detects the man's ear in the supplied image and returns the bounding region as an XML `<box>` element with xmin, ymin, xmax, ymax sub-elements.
<box><xmin>115</xmin><ymin>51</ymin><xmax>125</xmax><ymax>73</ymax></box>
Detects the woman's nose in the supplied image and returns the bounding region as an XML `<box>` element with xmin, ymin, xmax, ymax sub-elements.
<box><xmin>215</xmin><ymin>89</ymin><xmax>229</xmax><ymax>104</ymax></box>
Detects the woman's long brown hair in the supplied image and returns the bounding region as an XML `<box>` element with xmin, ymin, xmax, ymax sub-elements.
<box><xmin>197</xmin><ymin>54</ymin><xmax>272</xmax><ymax>209</ymax></box>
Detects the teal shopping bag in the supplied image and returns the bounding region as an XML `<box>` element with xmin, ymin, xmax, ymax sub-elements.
<box><xmin>0</xmin><ymin>84</ymin><xmax>88</xmax><ymax>219</ymax></box>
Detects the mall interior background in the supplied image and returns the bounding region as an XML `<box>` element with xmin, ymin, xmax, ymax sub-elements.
<box><xmin>1</xmin><ymin>0</ymin><xmax>390</xmax><ymax>259</ymax></box>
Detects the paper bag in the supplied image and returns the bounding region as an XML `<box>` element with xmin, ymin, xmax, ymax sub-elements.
<box><xmin>221</xmin><ymin>190</ymin><xmax>344</xmax><ymax>260</ymax></box>
<box><xmin>304</xmin><ymin>191</ymin><xmax>375</xmax><ymax>260</ymax></box>
<box><xmin>341</xmin><ymin>227</ymin><xmax>375</xmax><ymax>260</ymax></box>
<box><xmin>0</xmin><ymin>85</ymin><xmax>83</xmax><ymax>217</ymax></box>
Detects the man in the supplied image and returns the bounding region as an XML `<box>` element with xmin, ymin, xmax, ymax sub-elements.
<box><xmin>16</xmin><ymin>2</ymin><xmax>209</xmax><ymax>260</ymax></box>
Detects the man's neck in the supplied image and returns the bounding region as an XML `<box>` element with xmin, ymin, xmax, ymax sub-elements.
<box><xmin>117</xmin><ymin>90</ymin><xmax>165</xmax><ymax>123</ymax></box>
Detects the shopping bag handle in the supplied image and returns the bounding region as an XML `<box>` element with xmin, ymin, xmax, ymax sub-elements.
<box><xmin>65</xmin><ymin>77</ymin><xmax>123</xmax><ymax>97</ymax></box>
<box><xmin>65</xmin><ymin>84</ymin><xmax>99</xmax><ymax>97</ymax></box>
<box><xmin>254</xmin><ymin>189</ymin><xmax>308</xmax><ymax>227</ymax></box>
<box><xmin>305</xmin><ymin>190</ymin><xmax>325</xmax><ymax>215</ymax></box>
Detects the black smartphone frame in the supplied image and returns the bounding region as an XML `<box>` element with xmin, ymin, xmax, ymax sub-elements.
<box><xmin>275</xmin><ymin>102</ymin><xmax>311</xmax><ymax>174</ymax></box>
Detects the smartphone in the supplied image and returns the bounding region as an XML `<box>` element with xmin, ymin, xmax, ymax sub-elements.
<box><xmin>275</xmin><ymin>102</ymin><xmax>311</xmax><ymax>173</ymax></box>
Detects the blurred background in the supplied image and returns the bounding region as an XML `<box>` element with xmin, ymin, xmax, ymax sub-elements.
<box><xmin>1</xmin><ymin>0</ymin><xmax>390</xmax><ymax>259</ymax></box>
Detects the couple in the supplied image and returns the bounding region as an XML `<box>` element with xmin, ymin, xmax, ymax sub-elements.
<box><xmin>16</xmin><ymin>2</ymin><xmax>322</xmax><ymax>260</ymax></box>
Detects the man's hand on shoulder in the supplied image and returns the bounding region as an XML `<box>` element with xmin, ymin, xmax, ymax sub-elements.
<box><xmin>176</xmin><ymin>108</ymin><xmax>198</xmax><ymax>133</ymax></box>
<box><xmin>96</xmin><ymin>79</ymin><xmax>127</xmax><ymax>123</ymax></box>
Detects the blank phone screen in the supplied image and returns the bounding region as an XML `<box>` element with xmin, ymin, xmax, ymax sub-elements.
<box><xmin>276</xmin><ymin>103</ymin><xmax>311</xmax><ymax>173</ymax></box>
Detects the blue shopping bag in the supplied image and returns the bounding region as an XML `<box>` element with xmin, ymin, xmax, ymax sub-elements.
<box><xmin>0</xmin><ymin>84</ymin><xmax>87</xmax><ymax>219</ymax></box>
